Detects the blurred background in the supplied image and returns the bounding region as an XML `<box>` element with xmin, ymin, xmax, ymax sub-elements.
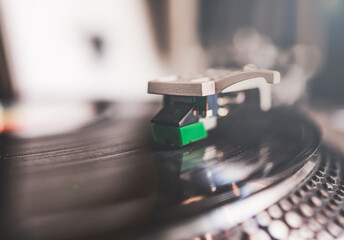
<box><xmin>0</xmin><ymin>0</ymin><xmax>343</xmax><ymax>102</ymax></box>
<box><xmin>0</xmin><ymin>0</ymin><xmax>343</xmax><ymax>140</ymax></box>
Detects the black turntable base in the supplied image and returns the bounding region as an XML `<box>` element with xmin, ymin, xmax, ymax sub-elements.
<box><xmin>0</xmin><ymin>103</ymin><xmax>343</xmax><ymax>240</ymax></box>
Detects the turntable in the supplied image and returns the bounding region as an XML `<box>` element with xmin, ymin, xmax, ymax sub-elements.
<box><xmin>0</xmin><ymin>1</ymin><xmax>344</xmax><ymax>240</ymax></box>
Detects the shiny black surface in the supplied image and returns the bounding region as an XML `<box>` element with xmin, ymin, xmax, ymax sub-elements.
<box><xmin>151</xmin><ymin>106</ymin><xmax>320</xmax><ymax>213</ymax></box>
<box><xmin>0</xmin><ymin>103</ymin><xmax>324</xmax><ymax>239</ymax></box>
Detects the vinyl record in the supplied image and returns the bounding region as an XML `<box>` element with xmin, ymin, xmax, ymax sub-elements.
<box><xmin>0</xmin><ymin>102</ymin><xmax>342</xmax><ymax>240</ymax></box>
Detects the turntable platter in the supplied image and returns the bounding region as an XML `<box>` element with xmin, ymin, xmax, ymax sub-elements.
<box><xmin>0</xmin><ymin>103</ymin><xmax>342</xmax><ymax>240</ymax></box>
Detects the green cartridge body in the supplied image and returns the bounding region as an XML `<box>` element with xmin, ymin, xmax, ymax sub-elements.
<box><xmin>151</xmin><ymin>122</ymin><xmax>208</xmax><ymax>147</ymax></box>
